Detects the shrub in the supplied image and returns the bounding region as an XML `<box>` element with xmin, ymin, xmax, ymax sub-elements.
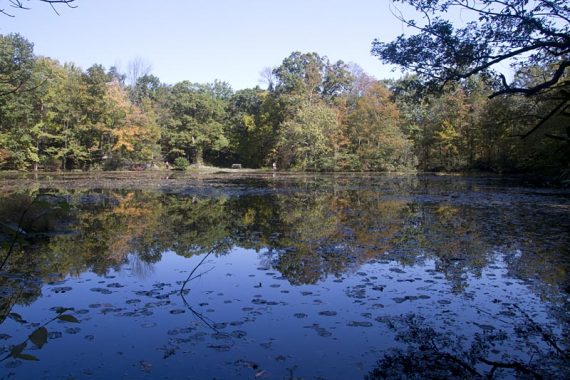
<box><xmin>173</xmin><ymin>157</ymin><xmax>190</xmax><ymax>170</ymax></box>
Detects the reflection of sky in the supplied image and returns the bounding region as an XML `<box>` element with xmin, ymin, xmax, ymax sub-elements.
<box><xmin>2</xmin><ymin>174</ymin><xmax>569</xmax><ymax>378</ymax></box>
<box><xmin>4</xmin><ymin>245</ymin><xmax>564</xmax><ymax>379</ymax></box>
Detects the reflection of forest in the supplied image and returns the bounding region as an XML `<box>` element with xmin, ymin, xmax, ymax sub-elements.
<box><xmin>1</xmin><ymin>177</ymin><xmax>569</xmax><ymax>317</ymax></box>
<box><xmin>366</xmin><ymin>312</ymin><xmax>570</xmax><ymax>379</ymax></box>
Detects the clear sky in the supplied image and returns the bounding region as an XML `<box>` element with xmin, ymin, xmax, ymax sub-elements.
<box><xmin>1</xmin><ymin>0</ymin><xmax>411</xmax><ymax>89</ymax></box>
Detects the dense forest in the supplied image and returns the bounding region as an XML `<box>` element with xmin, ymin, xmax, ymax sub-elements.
<box><xmin>0</xmin><ymin>32</ymin><xmax>568</xmax><ymax>175</ymax></box>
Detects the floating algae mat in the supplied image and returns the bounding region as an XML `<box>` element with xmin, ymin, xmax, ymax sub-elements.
<box><xmin>1</xmin><ymin>173</ymin><xmax>569</xmax><ymax>379</ymax></box>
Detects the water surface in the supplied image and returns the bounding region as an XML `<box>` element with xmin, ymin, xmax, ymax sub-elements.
<box><xmin>1</xmin><ymin>173</ymin><xmax>569</xmax><ymax>379</ymax></box>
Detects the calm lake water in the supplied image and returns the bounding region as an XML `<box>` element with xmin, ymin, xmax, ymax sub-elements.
<box><xmin>0</xmin><ymin>172</ymin><xmax>569</xmax><ymax>379</ymax></box>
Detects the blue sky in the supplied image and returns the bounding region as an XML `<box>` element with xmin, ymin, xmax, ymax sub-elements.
<box><xmin>1</xmin><ymin>0</ymin><xmax>411</xmax><ymax>89</ymax></box>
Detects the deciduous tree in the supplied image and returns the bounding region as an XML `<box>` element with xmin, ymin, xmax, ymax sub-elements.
<box><xmin>346</xmin><ymin>82</ymin><xmax>413</xmax><ymax>171</ymax></box>
<box><xmin>372</xmin><ymin>0</ymin><xmax>570</xmax><ymax>98</ymax></box>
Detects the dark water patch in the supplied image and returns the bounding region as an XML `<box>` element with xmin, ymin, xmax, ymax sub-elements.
<box><xmin>50</xmin><ymin>287</ymin><xmax>72</xmax><ymax>294</ymax></box>
<box><xmin>208</xmin><ymin>344</ymin><xmax>231</xmax><ymax>352</ymax></box>
<box><xmin>304</xmin><ymin>324</ymin><xmax>333</xmax><ymax>338</ymax></box>
<box><xmin>318</xmin><ymin>311</ymin><xmax>337</xmax><ymax>317</ymax></box>
<box><xmin>90</xmin><ymin>288</ymin><xmax>112</xmax><ymax>295</ymax></box>
<box><xmin>347</xmin><ymin>321</ymin><xmax>373</xmax><ymax>327</ymax></box>
<box><xmin>231</xmin><ymin>330</ymin><xmax>247</xmax><ymax>339</ymax></box>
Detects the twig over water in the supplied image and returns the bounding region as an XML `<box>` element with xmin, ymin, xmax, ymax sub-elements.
<box><xmin>179</xmin><ymin>239</ymin><xmax>231</xmax><ymax>332</ymax></box>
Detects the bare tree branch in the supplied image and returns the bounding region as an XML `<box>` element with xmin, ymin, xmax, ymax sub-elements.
<box><xmin>1</xmin><ymin>0</ymin><xmax>76</xmax><ymax>16</ymax></box>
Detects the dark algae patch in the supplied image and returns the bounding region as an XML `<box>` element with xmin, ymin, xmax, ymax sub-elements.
<box><xmin>0</xmin><ymin>173</ymin><xmax>569</xmax><ymax>379</ymax></box>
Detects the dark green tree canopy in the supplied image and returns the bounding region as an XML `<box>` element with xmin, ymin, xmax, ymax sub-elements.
<box><xmin>131</xmin><ymin>73</ymin><xmax>160</xmax><ymax>104</ymax></box>
<box><xmin>273</xmin><ymin>51</ymin><xmax>352</xmax><ymax>101</ymax></box>
<box><xmin>372</xmin><ymin>0</ymin><xmax>570</xmax><ymax>97</ymax></box>
<box><xmin>0</xmin><ymin>33</ymin><xmax>35</xmax><ymax>96</ymax></box>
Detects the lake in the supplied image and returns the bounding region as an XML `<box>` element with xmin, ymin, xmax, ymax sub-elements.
<box><xmin>1</xmin><ymin>172</ymin><xmax>569</xmax><ymax>379</ymax></box>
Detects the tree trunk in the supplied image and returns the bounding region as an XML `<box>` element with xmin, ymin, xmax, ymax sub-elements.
<box><xmin>194</xmin><ymin>146</ymin><xmax>204</xmax><ymax>166</ymax></box>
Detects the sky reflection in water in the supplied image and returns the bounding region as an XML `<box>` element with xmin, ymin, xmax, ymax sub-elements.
<box><xmin>0</xmin><ymin>173</ymin><xmax>569</xmax><ymax>379</ymax></box>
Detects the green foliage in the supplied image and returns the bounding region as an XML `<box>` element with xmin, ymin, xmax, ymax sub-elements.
<box><xmin>173</xmin><ymin>156</ymin><xmax>189</xmax><ymax>170</ymax></box>
<box><xmin>0</xmin><ymin>34</ymin><xmax>39</xmax><ymax>169</ymax></box>
<box><xmin>130</xmin><ymin>74</ymin><xmax>160</xmax><ymax>105</ymax></box>
<box><xmin>372</xmin><ymin>0</ymin><xmax>569</xmax><ymax>176</ymax></box>
<box><xmin>0</xmin><ymin>31</ymin><xmax>566</xmax><ymax>174</ymax></box>
<box><xmin>0</xmin><ymin>34</ymin><xmax>161</xmax><ymax>170</ymax></box>
<box><xmin>372</xmin><ymin>0</ymin><xmax>570</xmax><ymax>98</ymax></box>
<box><xmin>226</xmin><ymin>88</ymin><xmax>276</xmax><ymax>167</ymax></box>
<box><xmin>0</xmin><ymin>33</ymin><xmax>35</xmax><ymax>97</ymax></box>
<box><xmin>346</xmin><ymin>82</ymin><xmax>414</xmax><ymax>171</ymax></box>
<box><xmin>276</xmin><ymin>101</ymin><xmax>339</xmax><ymax>171</ymax></box>
<box><xmin>161</xmin><ymin>81</ymin><xmax>230</xmax><ymax>165</ymax></box>
<box><xmin>273</xmin><ymin>51</ymin><xmax>352</xmax><ymax>103</ymax></box>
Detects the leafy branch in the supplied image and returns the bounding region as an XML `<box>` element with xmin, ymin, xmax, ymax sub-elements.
<box><xmin>373</xmin><ymin>0</ymin><xmax>570</xmax><ymax>98</ymax></box>
<box><xmin>1</xmin><ymin>307</ymin><xmax>79</xmax><ymax>362</ymax></box>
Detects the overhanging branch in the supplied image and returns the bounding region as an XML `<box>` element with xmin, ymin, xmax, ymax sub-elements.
<box><xmin>490</xmin><ymin>61</ymin><xmax>570</xmax><ymax>98</ymax></box>
<box><xmin>1</xmin><ymin>0</ymin><xmax>76</xmax><ymax>16</ymax></box>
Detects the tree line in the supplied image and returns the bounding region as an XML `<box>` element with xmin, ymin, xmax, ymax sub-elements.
<box><xmin>0</xmin><ymin>33</ymin><xmax>568</xmax><ymax>174</ymax></box>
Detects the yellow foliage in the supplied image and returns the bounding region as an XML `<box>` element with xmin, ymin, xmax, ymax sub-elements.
<box><xmin>105</xmin><ymin>82</ymin><xmax>160</xmax><ymax>159</ymax></box>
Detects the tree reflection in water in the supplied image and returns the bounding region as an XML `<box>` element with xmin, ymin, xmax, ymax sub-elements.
<box><xmin>368</xmin><ymin>311</ymin><xmax>569</xmax><ymax>379</ymax></box>
<box><xmin>0</xmin><ymin>174</ymin><xmax>568</xmax><ymax>377</ymax></box>
<box><xmin>2</xmin><ymin>178</ymin><xmax>569</xmax><ymax>305</ymax></box>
